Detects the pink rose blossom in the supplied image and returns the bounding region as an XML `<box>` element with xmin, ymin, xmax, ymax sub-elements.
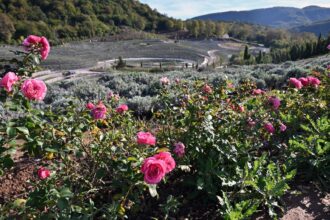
<box><xmin>116</xmin><ymin>104</ymin><xmax>129</xmax><ymax>114</ymax></box>
<box><xmin>238</xmin><ymin>105</ymin><xmax>245</xmax><ymax>113</ymax></box>
<box><xmin>141</xmin><ymin>157</ymin><xmax>166</xmax><ymax>184</ymax></box>
<box><xmin>154</xmin><ymin>152</ymin><xmax>176</xmax><ymax>173</ymax></box>
<box><xmin>23</xmin><ymin>35</ymin><xmax>50</xmax><ymax>60</ymax></box>
<box><xmin>173</xmin><ymin>142</ymin><xmax>185</xmax><ymax>157</ymax></box>
<box><xmin>268</xmin><ymin>96</ymin><xmax>281</xmax><ymax>110</ymax></box>
<box><xmin>298</xmin><ymin>77</ymin><xmax>309</xmax><ymax>87</ymax></box>
<box><xmin>289</xmin><ymin>78</ymin><xmax>303</xmax><ymax>89</ymax></box>
<box><xmin>21</xmin><ymin>79</ymin><xmax>47</xmax><ymax>101</ymax></box>
<box><xmin>23</xmin><ymin>35</ymin><xmax>41</xmax><ymax>47</ymax></box>
<box><xmin>160</xmin><ymin>77</ymin><xmax>170</xmax><ymax>85</ymax></box>
<box><xmin>227</xmin><ymin>83</ymin><xmax>234</xmax><ymax>88</ymax></box>
<box><xmin>202</xmin><ymin>84</ymin><xmax>213</xmax><ymax>94</ymax></box>
<box><xmin>137</xmin><ymin>132</ymin><xmax>156</xmax><ymax>146</ymax></box>
<box><xmin>247</xmin><ymin>118</ymin><xmax>256</xmax><ymax>127</ymax></box>
<box><xmin>264</xmin><ymin>122</ymin><xmax>275</xmax><ymax>134</ymax></box>
<box><xmin>91</xmin><ymin>102</ymin><xmax>107</xmax><ymax>119</ymax></box>
<box><xmin>0</xmin><ymin>72</ymin><xmax>19</xmax><ymax>92</ymax></box>
<box><xmin>252</xmin><ymin>89</ymin><xmax>264</xmax><ymax>95</ymax></box>
<box><xmin>280</xmin><ymin>123</ymin><xmax>287</xmax><ymax>132</ymax></box>
<box><xmin>37</xmin><ymin>167</ymin><xmax>51</xmax><ymax>180</ymax></box>
<box><xmin>307</xmin><ymin>76</ymin><xmax>321</xmax><ymax>87</ymax></box>
<box><xmin>108</xmin><ymin>92</ymin><xmax>120</xmax><ymax>101</ymax></box>
<box><xmin>86</xmin><ymin>102</ymin><xmax>95</xmax><ymax>110</ymax></box>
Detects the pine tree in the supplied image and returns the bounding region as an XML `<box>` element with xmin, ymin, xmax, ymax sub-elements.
<box><xmin>256</xmin><ymin>51</ymin><xmax>262</xmax><ymax>63</ymax></box>
<box><xmin>243</xmin><ymin>45</ymin><xmax>250</xmax><ymax>60</ymax></box>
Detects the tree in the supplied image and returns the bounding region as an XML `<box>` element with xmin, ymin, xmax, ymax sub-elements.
<box><xmin>0</xmin><ymin>13</ymin><xmax>15</xmax><ymax>43</ymax></box>
<box><xmin>174</xmin><ymin>20</ymin><xmax>184</xmax><ymax>31</ymax></box>
<box><xmin>256</xmin><ymin>51</ymin><xmax>262</xmax><ymax>64</ymax></box>
<box><xmin>243</xmin><ymin>45</ymin><xmax>250</xmax><ymax>60</ymax></box>
<box><xmin>205</xmin><ymin>21</ymin><xmax>215</xmax><ymax>38</ymax></box>
<box><xmin>215</xmin><ymin>22</ymin><xmax>225</xmax><ymax>37</ymax></box>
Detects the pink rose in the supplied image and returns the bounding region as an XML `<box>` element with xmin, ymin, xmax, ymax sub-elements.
<box><xmin>154</xmin><ymin>152</ymin><xmax>176</xmax><ymax>173</ymax></box>
<box><xmin>23</xmin><ymin>35</ymin><xmax>41</xmax><ymax>47</ymax></box>
<box><xmin>21</xmin><ymin>79</ymin><xmax>47</xmax><ymax>101</ymax></box>
<box><xmin>39</xmin><ymin>37</ymin><xmax>50</xmax><ymax>60</ymax></box>
<box><xmin>280</xmin><ymin>123</ymin><xmax>287</xmax><ymax>132</ymax></box>
<box><xmin>252</xmin><ymin>89</ymin><xmax>264</xmax><ymax>95</ymax></box>
<box><xmin>247</xmin><ymin>118</ymin><xmax>256</xmax><ymax>127</ymax></box>
<box><xmin>227</xmin><ymin>83</ymin><xmax>234</xmax><ymax>89</ymax></box>
<box><xmin>327</xmin><ymin>44</ymin><xmax>330</xmax><ymax>50</ymax></box>
<box><xmin>91</xmin><ymin>102</ymin><xmax>107</xmax><ymax>119</ymax></box>
<box><xmin>116</xmin><ymin>104</ymin><xmax>129</xmax><ymax>114</ymax></box>
<box><xmin>238</xmin><ymin>105</ymin><xmax>245</xmax><ymax>113</ymax></box>
<box><xmin>268</xmin><ymin>96</ymin><xmax>281</xmax><ymax>110</ymax></box>
<box><xmin>298</xmin><ymin>77</ymin><xmax>309</xmax><ymax>86</ymax></box>
<box><xmin>108</xmin><ymin>92</ymin><xmax>120</xmax><ymax>101</ymax></box>
<box><xmin>37</xmin><ymin>167</ymin><xmax>51</xmax><ymax>180</ymax></box>
<box><xmin>141</xmin><ymin>157</ymin><xmax>167</xmax><ymax>184</ymax></box>
<box><xmin>173</xmin><ymin>142</ymin><xmax>185</xmax><ymax>157</ymax></box>
<box><xmin>307</xmin><ymin>76</ymin><xmax>321</xmax><ymax>87</ymax></box>
<box><xmin>202</xmin><ymin>84</ymin><xmax>213</xmax><ymax>94</ymax></box>
<box><xmin>264</xmin><ymin>122</ymin><xmax>275</xmax><ymax>134</ymax></box>
<box><xmin>86</xmin><ymin>102</ymin><xmax>95</xmax><ymax>110</ymax></box>
<box><xmin>0</xmin><ymin>72</ymin><xmax>19</xmax><ymax>92</ymax></box>
<box><xmin>23</xmin><ymin>35</ymin><xmax>50</xmax><ymax>60</ymax></box>
<box><xmin>137</xmin><ymin>132</ymin><xmax>156</xmax><ymax>146</ymax></box>
<box><xmin>289</xmin><ymin>78</ymin><xmax>303</xmax><ymax>89</ymax></box>
<box><xmin>160</xmin><ymin>77</ymin><xmax>170</xmax><ymax>85</ymax></box>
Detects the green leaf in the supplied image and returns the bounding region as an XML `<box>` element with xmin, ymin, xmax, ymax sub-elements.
<box><xmin>59</xmin><ymin>188</ymin><xmax>73</xmax><ymax>198</ymax></box>
<box><xmin>45</xmin><ymin>148</ymin><xmax>58</xmax><ymax>153</ymax></box>
<box><xmin>6</xmin><ymin>127</ymin><xmax>17</xmax><ymax>138</ymax></box>
<box><xmin>16</xmin><ymin>127</ymin><xmax>29</xmax><ymax>136</ymax></box>
<box><xmin>57</xmin><ymin>198</ymin><xmax>69</xmax><ymax>211</ymax></box>
<box><xmin>96</xmin><ymin>168</ymin><xmax>106</xmax><ymax>179</ymax></box>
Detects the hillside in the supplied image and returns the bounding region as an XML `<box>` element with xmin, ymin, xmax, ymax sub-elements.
<box><xmin>0</xmin><ymin>0</ymin><xmax>180</xmax><ymax>44</ymax></box>
<box><xmin>293</xmin><ymin>19</ymin><xmax>330</xmax><ymax>36</ymax></box>
<box><xmin>193</xmin><ymin>6</ymin><xmax>330</xmax><ymax>29</ymax></box>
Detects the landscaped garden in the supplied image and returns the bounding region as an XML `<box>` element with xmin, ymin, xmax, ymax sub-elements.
<box><xmin>0</xmin><ymin>36</ymin><xmax>329</xmax><ymax>219</ymax></box>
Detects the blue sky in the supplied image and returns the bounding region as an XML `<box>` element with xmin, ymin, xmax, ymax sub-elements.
<box><xmin>139</xmin><ymin>0</ymin><xmax>330</xmax><ymax>19</ymax></box>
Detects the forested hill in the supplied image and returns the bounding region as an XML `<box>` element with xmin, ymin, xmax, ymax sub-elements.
<box><xmin>193</xmin><ymin>6</ymin><xmax>330</xmax><ymax>29</ymax></box>
<box><xmin>0</xmin><ymin>0</ymin><xmax>182</xmax><ymax>44</ymax></box>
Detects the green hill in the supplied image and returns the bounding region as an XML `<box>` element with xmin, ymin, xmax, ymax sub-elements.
<box><xmin>293</xmin><ymin>19</ymin><xmax>330</xmax><ymax>36</ymax></box>
<box><xmin>0</xmin><ymin>0</ymin><xmax>181</xmax><ymax>44</ymax></box>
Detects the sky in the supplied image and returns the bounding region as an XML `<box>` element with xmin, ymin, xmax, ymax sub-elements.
<box><xmin>139</xmin><ymin>0</ymin><xmax>330</xmax><ymax>19</ymax></box>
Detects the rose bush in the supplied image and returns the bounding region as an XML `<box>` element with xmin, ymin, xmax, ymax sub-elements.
<box><xmin>0</xmin><ymin>36</ymin><xmax>329</xmax><ymax>219</ymax></box>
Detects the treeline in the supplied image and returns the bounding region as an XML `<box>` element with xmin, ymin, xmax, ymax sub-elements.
<box><xmin>271</xmin><ymin>34</ymin><xmax>330</xmax><ymax>63</ymax></box>
<box><xmin>230</xmin><ymin>34</ymin><xmax>330</xmax><ymax>65</ymax></box>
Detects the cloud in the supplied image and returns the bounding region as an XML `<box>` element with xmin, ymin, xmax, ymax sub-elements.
<box><xmin>139</xmin><ymin>0</ymin><xmax>330</xmax><ymax>19</ymax></box>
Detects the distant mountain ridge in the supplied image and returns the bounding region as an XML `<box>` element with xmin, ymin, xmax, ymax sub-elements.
<box><xmin>192</xmin><ymin>6</ymin><xmax>330</xmax><ymax>30</ymax></box>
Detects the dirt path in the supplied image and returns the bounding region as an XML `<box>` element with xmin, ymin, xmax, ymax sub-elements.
<box><xmin>200</xmin><ymin>50</ymin><xmax>219</xmax><ymax>68</ymax></box>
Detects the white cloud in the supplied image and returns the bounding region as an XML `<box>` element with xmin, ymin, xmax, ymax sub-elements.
<box><xmin>139</xmin><ymin>0</ymin><xmax>330</xmax><ymax>19</ymax></box>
